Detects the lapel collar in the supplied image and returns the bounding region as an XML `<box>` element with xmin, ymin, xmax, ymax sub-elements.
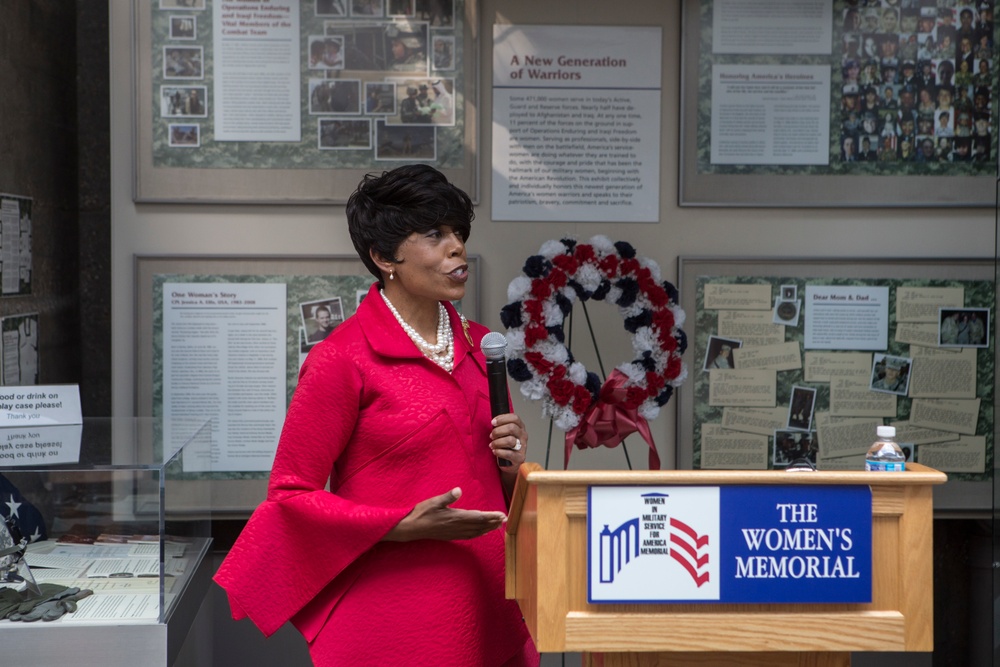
<box><xmin>357</xmin><ymin>282</ymin><xmax>486</xmax><ymax>374</ymax></box>
<box><xmin>448</xmin><ymin>301</ymin><xmax>487</xmax><ymax>375</ymax></box>
<box><xmin>358</xmin><ymin>282</ymin><xmax>424</xmax><ymax>360</ymax></box>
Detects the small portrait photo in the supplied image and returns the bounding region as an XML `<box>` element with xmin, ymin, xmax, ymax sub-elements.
<box><xmin>168</xmin><ymin>123</ymin><xmax>200</xmax><ymax>147</ymax></box>
<box><xmin>772</xmin><ymin>297</ymin><xmax>801</xmax><ymax>327</ymax></box>
<box><xmin>780</xmin><ymin>284</ymin><xmax>797</xmax><ymax>302</ymax></box>
<box><xmin>773</xmin><ymin>430</ymin><xmax>818</xmax><ymax>471</ymax></box>
<box><xmin>160</xmin><ymin>86</ymin><xmax>207</xmax><ymax>117</ymax></box>
<box><xmin>870</xmin><ymin>354</ymin><xmax>912</xmax><ymax>396</ymax></box>
<box><xmin>308</xmin><ymin>36</ymin><xmax>345</xmax><ymax>70</ymax></box>
<box><xmin>316</xmin><ymin>0</ymin><xmax>348</xmax><ymax>16</ymax></box>
<box><xmin>387</xmin><ymin>0</ymin><xmax>415</xmax><ymax>16</ymax></box>
<box><xmin>159</xmin><ymin>0</ymin><xmax>205</xmax><ymax>9</ymax></box>
<box><xmin>163</xmin><ymin>46</ymin><xmax>204</xmax><ymax>79</ymax></box>
<box><xmin>786</xmin><ymin>386</ymin><xmax>817</xmax><ymax>432</ymax></box>
<box><xmin>703</xmin><ymin>335</ymin><xmax>741</xmax><ymax>371</ymax></box>
<box><xmin>881</xmin><ymin>6</ymin><xmax>900</xmax><ymax>32</ymax></box>
<box><xmin>309</xmin><ymin>79</ymin><xmax>362</xmax><ymax>114</ymax></box>
<box><xmin>365</xmin><ymin>82</ymin><xmax>397</xmax><ymax>115</ymax></box>
<box><xmin>375</xmin><ymin>120</ymin><xmax>436</xmax><ymax>160</ymax></box>
<box><xmin>844</xmin><ymin>34</ymin><xmax>861</xmax><ymax>61</ymax></box>
<box><xmin>861</xmin><ymin>7</ymin><xmax>880</xmax><ymax>32</ymax></box>
<box><xmin>939</xmin><ymin>307</ymin><xmax>990</xmax><ymax>347</ymax></box>
<box><xmin>431</xmin><ymin>34</ymin><xmax>455</xmax><ymax>71</ymax></box>
<box><xmin>393</xmin><ymin>78</ymin><xmax>455</xmax><ymax>126</ymax></box>
<box><xmin>351</xmin><ymin>0</ymin><xmax>385</xmax><ymax>17</ymax></box>
<box><xmin>900</xmin><ymin>11</ymin><xmax>919</xmax><ymax>33</ymax></box>
<box><xmin>300</xmin><ymin>298</ymin><xmax>346</xmax><ymax>347</ymax></box>
<box><xmin>843</xmin><ymin>7</ymin><xmax>861</xmax><ymax>32</ymax></box>
<box><xmin>387</xmin><ymin>27</ymin><xmax>430</xmax><ymax>73</ymax></box>
<box><xmin>169</xmin><ymin>16</ymin><xmax>197</xmax><ymax>40</ymax></box>
<box><xmin>319</xmin><ymin>118</ymin><xmax>372</xmax><ymax>149</ymax></box>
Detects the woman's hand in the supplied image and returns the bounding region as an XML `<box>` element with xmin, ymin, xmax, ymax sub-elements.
<box><xmin>383</xmin><ymin>488</ymin><xmax>506</xmax><ymax>542</ymax></box>
<box><xmin>490</xmin><ymin>413</ymin><xmax>528</xmax><ymax>471</ymax></box>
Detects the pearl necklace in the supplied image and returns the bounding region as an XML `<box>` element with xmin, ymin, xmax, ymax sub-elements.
<box><xmin>380</xmin><ymin>290</ymin><xmax>454</xmax><ymax>372</ymax></box>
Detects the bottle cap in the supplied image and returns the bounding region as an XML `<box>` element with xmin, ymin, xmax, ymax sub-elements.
<box><xmin>877</xmin><ymin>425</ymin><xmax>896</xmax><ymax>438</ymax></box>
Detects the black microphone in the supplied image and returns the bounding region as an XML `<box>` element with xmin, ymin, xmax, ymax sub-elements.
<box><xmin>480</xmin><ymin>331</ymin><xmax>513</xmax><ymax>467</ymax></box>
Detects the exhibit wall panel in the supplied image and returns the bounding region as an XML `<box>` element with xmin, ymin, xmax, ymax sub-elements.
<box><xmin>109</xmin><ymin>1</ymin><xmax>995</xmax><ymax>476</ymax></box>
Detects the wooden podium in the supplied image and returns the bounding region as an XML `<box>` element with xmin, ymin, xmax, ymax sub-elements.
<box><xmin>505</xmin><ymin>462</ymin><xmax>947</xmax><ymax>667</ymax></box>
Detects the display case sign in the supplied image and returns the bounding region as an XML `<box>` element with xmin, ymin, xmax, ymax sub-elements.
<box><xmin>0</xmin><ymin>424</ymin><xmax>83</xmax><ymax>467</ymax></box>
<box><xmin>588</xmin><ymin>484</ymin><xmax>872</xmax><ymax>603</ymax></box>
<box><xmin>0</xmin><ymin>384</ymin><xmax>82</xmax><ymax>427</ymax></box>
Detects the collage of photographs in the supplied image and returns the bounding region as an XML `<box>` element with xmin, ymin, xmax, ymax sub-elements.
<box><xmin>159</xmin><ymin>0</ymin><xmax>208</xmax><ymax>148</ymax></box>
<box><xmin>311</xmin><ymin>0</ymin><xmax>458</xmax><ymax>157</ymax></box>
<box><xmin>840</xmin><ymin>0</ymin><xmax>995</xmax><ymax>164</ymax></box>
<box><xmin>695</xmin><ymin>278</ymin><xmax>992</xmax><ymax>475</ymax></box>
<box><xmin>155</xmin><ymin>0</ymin><xmax>461</xmax><ymax>160</ymax></box>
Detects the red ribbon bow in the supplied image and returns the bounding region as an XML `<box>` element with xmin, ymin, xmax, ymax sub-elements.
<box><xmin>564</xmin><ymin>369</ymin><xmax>660</xmax><ymax>470</ymax></box>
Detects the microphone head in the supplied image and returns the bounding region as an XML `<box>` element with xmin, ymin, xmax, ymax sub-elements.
<box><xmin>480</xmin><ymin>331</ymin><xmax>508</xmax><ymax>361</ymax></box>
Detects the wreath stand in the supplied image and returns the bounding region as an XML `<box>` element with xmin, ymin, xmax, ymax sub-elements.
<box><xmin>540</xmin><ymin>302</ymin><xmax>635</xmax><ymax>471</ymax></box>
<box><xmin>501</xmin><ymin>236</ymin><xmax>687</xmax><ymax>473</ymax></box>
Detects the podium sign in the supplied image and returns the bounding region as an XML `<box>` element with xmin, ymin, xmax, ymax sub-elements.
<box><xmin>588</xmin><ymin>485</ymin><xmax>872</xmax><ymax>604</ymax></box>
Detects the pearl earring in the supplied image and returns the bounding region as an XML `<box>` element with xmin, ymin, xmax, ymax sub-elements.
<box><xmin>389</xmin><ymin>269</ymin><xmax>394</xmax><ymax>281</ymax></box>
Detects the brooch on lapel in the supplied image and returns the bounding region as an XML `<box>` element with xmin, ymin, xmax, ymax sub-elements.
<box><xmin>460</xmin><ymin>314</ymin><xmax>473</xmax><ymax>346</ymax></box>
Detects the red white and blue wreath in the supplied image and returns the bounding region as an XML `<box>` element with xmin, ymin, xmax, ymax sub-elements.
<box><xmin>499</xmin><ymin>235</ymin><xmax>688</xmax><ymax>469</ymax></box>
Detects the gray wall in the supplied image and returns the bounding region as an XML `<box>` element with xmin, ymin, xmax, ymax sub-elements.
<box><xmin>0</xmin><ymin>0</ymin><xmax>111</xmax><ymax>415</ymax></box>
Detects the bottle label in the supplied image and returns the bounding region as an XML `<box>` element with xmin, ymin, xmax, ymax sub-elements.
<box><xmin>865</xmin><ymin>460</ymin><xmax>905</xmax><ymax>472</ymax></box>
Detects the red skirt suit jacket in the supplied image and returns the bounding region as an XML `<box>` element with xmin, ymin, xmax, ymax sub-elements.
<box><xmin>213</xmin><ymin>283</ymin><xmax>534</xmax><ymax>665</ymax></box>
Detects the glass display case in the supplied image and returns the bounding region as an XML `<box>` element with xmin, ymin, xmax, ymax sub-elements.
<box><xmin>0</xmin><ymin>418</ymin><xmax>214</xmax><ymax>667</ymax></box>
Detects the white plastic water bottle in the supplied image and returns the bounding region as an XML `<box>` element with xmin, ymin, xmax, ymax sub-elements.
<box><xmin>865</xmin><ymin>425</ymin><xmax>905</xmax><ymax>472</ymax></box>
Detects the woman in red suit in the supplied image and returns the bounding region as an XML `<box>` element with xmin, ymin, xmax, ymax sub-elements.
<box><xmin>214</xmin><ymin>165</ymin><xmax>539</xmax><ymax>666</ymax></box>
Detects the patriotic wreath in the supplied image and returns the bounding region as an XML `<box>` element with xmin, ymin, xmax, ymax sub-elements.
<box><xmin>499</xmin><ymin>236</ymin><xmax>688</xmax><ymax>468</ymax></box>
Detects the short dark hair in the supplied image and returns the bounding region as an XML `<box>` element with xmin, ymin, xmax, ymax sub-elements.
<box><xmin>346</xmin><ymin>164</ymin><xmax>474</xmax><ymax>283</ymax></box>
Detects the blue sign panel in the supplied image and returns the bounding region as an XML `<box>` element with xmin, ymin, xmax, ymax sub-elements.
<box><xmin>719</xmin><ymin>485</ymin><xmax>872</xmax><ymax>603</ymax></box>
<box><xmin>587</xmin><ymin>484</ymin><xmax>872</xmax><ymax>604</ymax></box>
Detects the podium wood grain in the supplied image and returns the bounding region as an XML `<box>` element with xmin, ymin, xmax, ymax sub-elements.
<box><xmin>505</xmin><ymin>463</ymin><xmax>946</xmax><ymax>665</ymax></box>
